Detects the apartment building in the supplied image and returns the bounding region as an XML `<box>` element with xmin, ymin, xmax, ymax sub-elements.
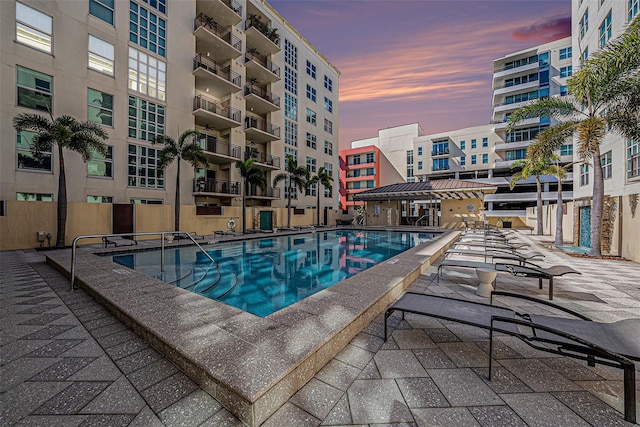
<box><xmin>0</xmin><ymin>0</ymin><xmax>339</xmax><ymax>215</ymax></box>
<box><xmin>338</xmin><ymin>145</ymin><xmax>404</xmax><ymax>212</ymax></box>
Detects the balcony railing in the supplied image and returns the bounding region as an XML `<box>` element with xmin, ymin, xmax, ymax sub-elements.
<box><xmin>194</xmin><ymin>13</ymin><xmax>242</xmax><ymax>51</ymax></box>
<box><xmin>193</xmin><ymin>178</ymin><xmax>240</xmax><ymax>195</ymax></box>
<box><xmin>245</xmin><ymin>50</ymin><xmax>280</xmax><ymax>77</ymax></box>
<box><xmin>244</xmin><ymin>149</ymin><xmax>281</xmax><ymax>168</ymax></box>
<box><xmin>431</xmin><ymin>148</ymin><xmax>450</xmax><ymax>156</ymax></box>
<box><xmin>245</xmin><ymin>16</ymin><xmax>280</xmax><ymax>46</ymax></box>
<box><xmin>244</xmin><ymin>84</ymin><xmax>280</xmax><ymax>107</ymax></box>
<box><xmin>193</xmin><ymin>54</ymin><xmax>241</xmax><ymax>87</ymax></box>
<box><xmin>245</xmin><ymin>116</ymin><xmax>281</xmax><ymax>138</ymax></box>
<box><xmin>248</xmin><ymin>185</ymin><xmax>280</xmax><ymax>198</ymax></box>
<box><xmin>220</xmin><ymin>0</ymin><xmax>242</xmax><ymax>16</ymax></box>
<box><xmin>193</xmin><ymin>95</ymin><xmax>241</xmax><ymax>123</ymax></box>
<box><xmin>197</xmin><ymin>134</ymin><xmax>241</xmax><ymax>159</ymax></box>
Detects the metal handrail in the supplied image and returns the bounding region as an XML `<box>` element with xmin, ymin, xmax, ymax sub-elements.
<box><xmin>70</xmin><ymin>231</ymin><xmax>216</xmax><ymax>290</ymax></box>
<box><xmin>414</xmin><ymin>214</ymin><xmax>429</xmax><ymax>226</ymax></box>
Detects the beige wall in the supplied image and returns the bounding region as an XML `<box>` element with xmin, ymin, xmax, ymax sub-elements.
<box><xmin>620</xmin><ymin>195</ymin><xmax>640</xmax><ymax>262</ymax></box>
<box><xmin>526</xmin><ymin>202</ymin><xmax>575</xmax><ymax>241</ymax></box>
<box><xmin>440</xmin><ymin>198</ymin><xmax>484</xmax><ymax>228</ymax></box>
<box><xmin>363</xmin><ymin>201</ymin><xmax>401</xmax><ymax>226</ymax></box>
<box><xmin>0</xmin><ymin>201</ymin><xmax>57</xmax><ymax>250</ymax></box>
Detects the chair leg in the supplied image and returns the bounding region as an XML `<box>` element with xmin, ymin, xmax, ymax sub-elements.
<box><xmin>623</xmin><ymin>363</ymin><xmax>637</xmax><ymax>423</ymax></box>
<box><xmin>538</xmin><ymin>277</ymin><xmax>543</xmax><ymax>289</ymax></box>
<box><xmin>488</xmin><ymin>328</ymin><xmax>494</xmax><ymax>381</ymax></box>
<box><xmin>549</xmin><ymin>277</ymin><xmax>554</xmax><ymax>300</ymax></box>
<box><xmin>384</xmin><ymin>309</ymin><xmax>391</xmax><ymax>341</ymax></box>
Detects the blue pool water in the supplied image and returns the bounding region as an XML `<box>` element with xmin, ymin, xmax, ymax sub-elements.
<box><xmin>109</xmin><ymin>229</ymin><xmax>436</xmax><ymax>317</ymax></box>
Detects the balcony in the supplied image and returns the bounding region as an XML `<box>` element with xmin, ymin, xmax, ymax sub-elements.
<box><xmin>197</xmin><ymin>133</ymin><xmax>242</xmax><ymax>163</ymax></box>
<box><xmin>195</xmin><ymin>0</ymin><xmax>242</xmax><ymax>27</ymax></box>
<box><xmin>493</xmin><ymin>99</ymin><xmax>533</xmax><ymax>114</ymax></box>
<box><xmin>244</xmin><ymin>84</ymin><xmax>280</xmax><ymax>114</ymax></box>
<box><xmin>493</xmin><ymin>116</ymin><xmax>539</xmax><ymax>130</ymax></box>
<box><xmin>244</xmin><ymin>148</ymin><xmax>280</xmax><ymax>170</ymax></box>
<box><xmin>493</xmin><ymin>80</ymin><xmax>539</xmax><ymax>97</ymax></box>
<box><xmin>193</xmin><ymin>14</ymin><xmax>242</xmax><ymax>62</ymax></box>
<box><xmin>193</xmin><ymin>178</ymin><xmax>241</xmax><ymax>196</ymax></box>
<box><xmin>247</xmin><ymin>185</ymin><xmax>280</xmax><ymax>199</ymax></box>
<box><xmin>245</xmin><ymin>50</ymin><xmax>280</xmax><ymax>84</ymax></box>
<box><xmin>193</xmin><ymin>95</ymin><xmax>241</xmax><ymax>130</ymax></box>
<box><xmin>493</xmin><ymin>61</ymin><xmax>538</xmax><ymax>79</ymax></box>
<box><xmin>193</xmin><ymin>54</ymin><xmax>241</xmax><ymax>97</ymax></box>
<box><xmin>431</xmin><ymin>148</ymin><xmax>450</xmax><ymax>158</ymax></box>
<box><xmin>244</xmin><ymin>116</ymin><xmax>280</xmax><ymax>143</ymax></box>
<box><xmin>245</xmin><ymin>16</ymin><xmax>280</xmax><ymax>55</ymax></box>
<box><xmin>493</xmin><ymin>140</ymin><xmax>533</xmax><ymax>152</ymax></box>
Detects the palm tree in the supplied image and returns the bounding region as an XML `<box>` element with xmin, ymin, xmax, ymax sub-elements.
<box><xmin>506</xmin><ymin>17</ymin><xmax>640</xmax><ymax>255</ymax></box>
<box><xmin>13</xmin><ymin>113</ymin><xmax>108</xmax><ymax>248</ymax></box>
<box><xmin>153</xmin><ymin>130</ymin><xmax>208</xmax><ymax>232</ymax></box>
<box><xmin>509</xmin><ymin>153</ymin><xmax>558</xmax><ymax>236</ymax></box>
<box><xmin>235</xmin><ymin>158</ymin><xmax>266</xmax><ymax>233</ymax></box>
<box><xmin>308</xmin><ymin>167</ymin><xmax>333</xmax><ymax>226</ymax></box>
<box><xmin>273</xmin><ymin>155</ymin><xmax>310</xmax><ymax>229</ymax></box>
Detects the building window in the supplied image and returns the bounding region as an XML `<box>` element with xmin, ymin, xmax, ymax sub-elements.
<box><xmin>323</xmin><ymin>119</ymin><xmax>333</xmax><ymax>134</ymax></box>
<box><xmin>582</xmin><ymin>47</ymin><xmax>589</xmax><ymax>61</ymax></box>
<box><xmin>579</xmin><ymin>8</ymin><xmax>589</xmax><ymax>39</ymax></box>
<box><xmin>601</xmin><ymin>151</ymin><xmax>612</xmax><ymax>180</ymax></box>
<box><xmin>306</xmin><ymin>108</ymin><xmax>316</xmax><ymax>125</ymax></box>
<box><xmin>580</xmin><ymin>164</ymin><xmax>589</xmax><ymax>186</ymax></box>
<box><xmin>482</xmin><ymin>153</ymin><xmax>489</xmax><ymax>164</ymax></box>
<box><xmin>471</xmin><ymin>139</ymin><xmax>477</xmax><ymax>149</ymax></box>
<box><xmin>599</xmin><ymin>11</ymin><xmax>612</xmax><ymax>48</ymax></box>
<box><xmin>324</xmin><ymin>97</ymin><xmax>333</xmax><ymax>113</ymax></box>
<box><xmin>560</xmin><ymin>85</ymin><xmax>568</xmax><ymax>96</ymax></box>
<box><xmin>418</xmin><ymin>161</ymin><xmax>423</xmax><ymax>170</ymax></box>
<box><xmin>324</xmin><ymin>140</ymin><xmax>332</xmax><ymax>155</ymax></box>
<box><xmin>128</xmin><ymin>144</ymin><xmax>164</xmax><ymax>188</ymax></box>
<box><xmin>460</xmin><ymin>156</ymin><xmax>466</xmax><ymax>166</ymax></box>
<box><xmin>87</xmin><ymin>195</ymin><xmax>113</xmax><ymax>203</ymax></box>
<box><xmin>417</xmin><ymin>146</ymin><xmax>422</xmax><ymax>156</ymax></box>
<box><xmin>131</xmin><ymin>198</ymin><xmax>163</xmax><ymax>204</ymax></box>
<box><xmin>88</xmin><ymin>35</ymin><xmax>114</xmax><ymax>76</ymax></box>
<box><xmin>432</xmin><ymin>158</ymin><xmax>449</xmax><ymax>171</ymax></box>
<box><xmin>17</xmin><ymin>192</ymin><xmax>53</xmax><ymax>201</ymax></box>
<box><xmin>307</xmin><ymin>182</ymin><xmax>316</xmax><ymax>197</ymax></box>
<box><xmin>630</xmin><ymin>0</ymin><xmax>640</xmax><ymax>20</ymax></box>
<box><xmin>88</xmin><ymin>146</ymin><xmax>113</xmax><ymax>178</ymax></box>
<box><xmin>306</xmin><ymin>133</ymin><xmax>316</xmax><ymax>149</ymax></box>
<box><xmin>88</xmin><ymin>88</ymin><xmax>113</xmax><ymax>127</ymax></box>
<box><xmin>628</xmin><ymin>139</ymin><xmax>640</xmax><ymax>179</ymax></box>
<box><xmin>324</xmin><ymin>75</ymin><xmax>333</xmax><ymax>92</ymax></box>
<box><xmin>460</xmin><ymin>140</ymin><xmax>465</xmax><ymax>150</ymax></box>
<box><xmin>285</xmin><ymin>119</ymin><xmax>297</xmax><ymax>146</ymax></box>
<box><xmin>366</xmin><ymin>152</ymin><xmax>375</xmax><ymax>163</ymax></box>
<box><xmin>559</xmin><ymin>47</ymin><xmax>572</xmax><ymax>60</ymax></box>
<box><xmin>406</xmin><ymin>150</ymin><xmax>414</xmax><ymax>165</ymax></box>
<box><xmin>506</xmin><ymin>149</ymin><xmax>527</xmax><ymax>161</ymax></box>
<box><xmin>17</xmin><ymin>130</ymin><xmax>52</xmax><ymax>171</ymax></box>
<box><xmin>482</xmin><ymin>137</ymin><xmax>488</xmax><ymax>148</ymax></box>
<box><xmin>306</xmin><ymin>60</ymin><xmax>316</xmax><ymax>79</ymax></box>
<box><xmin>128</xmin><ymin>96</ymin><xmax>165</xmax><ymax>141</ymax></box>
<box><xmin>559</xmin><ymin>66</ymin><xmax>573</xmax><ymax>78</ymax></box>
<box><xmin>406</xmin><ymin>164</ymin><xmax>414</xmax><ymax>178</ymax></box>
<box><xmin>432</xmin><ymin>141</ymin><xmax>449</xmax><ymax>155</ymax></box>
<box><xmin>16</xmin><ymin>66</ymin><xmax>52</xmax><ymax>112</ymax></box>
<box><xmin>128</xmin><ymin>47</ymin><xmax>166</xmax><ymax>100</ymax></box>
<box><xmin>129</xmin><ymin>1</ymin><xmax>166</xmax><ymax>57</ymax></box>
<box><xmin>284</xmin><ymin>66</ymin><xmax>297</xmax><ymax>95</ymax></box>
<box><xmin>285</xmin><ymin>93</ymin><xmax>297</xmax><ymax>120</ymax></box>
<box><xmin>90</xmin><ymin>0</ymin><xmax>114</xmax><ymax>24</ymax></box>
<box><xmin>306</xmin><ymin>156</ymin><xmax>316</xmax><ymax>173</ymax></box>
<box><xmin>471</xmin><ymin>155</ymin><xmax>477</xmax><ymax>165</ymax></box>
<box><xmin>538</xmin><ymin>52</ymin><xmax>549</xmax><ymax>66</ymax></box>
<box><xmin>139</xmin><ymin>0</ymin><xmax>166</xmax><ymax>14</ymax></box>
<box><xmin>15</xmin><ymin>2</ymin><xmax>52</xmax><ymax>53</ymax></box>
<box><xmin>560</xmin><ymin>144</ymin><xmax>573</xmax><ymax>156</ymax></box>
<box><xmin>284</xmin><ymin>39</ymin><xmax>297</xmax><ymax>68</ymax></box>
<box><xmin>306</xmin><ymin>84</ymin><xmax>316</xmax><ymax>102</ymax></box>
<box><xmin>285</xmin><ymin>146</ymin><xmax>297</xmax><ymax>161</ymax></box>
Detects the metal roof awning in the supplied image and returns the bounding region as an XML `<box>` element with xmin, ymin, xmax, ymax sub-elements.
<box><xmin>352</xmin><ymin>179</ymin><xmax>498</xmax><ymax>202</ymax></box>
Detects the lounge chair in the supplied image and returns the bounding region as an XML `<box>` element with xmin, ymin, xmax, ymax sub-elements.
<box><xmin>444</xmin><ymin>248</ymin><xmax>545</xmax><ymax>265</ymax></box>
<box><xmin>496</xmin><ymin>263</ymin><xmax>581</xmax><ymax>300</ymax></box>
<box><xmin>453</xmin><ymin>241</ymin><xmax>529</xmax><ymax>253</ymax></box>
<box><xmin>174</xmin><ymin>232</ymin><xmax>206</xmax><ymax>240</ymax></box>
<box><xmin>384</xmin><ymin>291</ymin><xmax>640</xmax><ymax>423</ymax></box>
<box><xmin>102</xmin><ymin>236</ymin><xmax>137</xmax><ymax>248</ymax></box>
<box><xmin>436</xmin><ymin>259</ymin><xmax>537</xmax><ymax>282</ymax></box>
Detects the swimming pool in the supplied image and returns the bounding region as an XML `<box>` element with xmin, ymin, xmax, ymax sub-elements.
<box><xmin>109</xmin><ymin>229</ymin><xmax>436</xmax><ymax>317</ymax></box>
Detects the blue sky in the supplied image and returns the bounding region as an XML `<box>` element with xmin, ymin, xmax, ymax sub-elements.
<box><xmin>269</xmin><ymin>0</ymin><xmax>571</xmax><ymax>148</ymax></box>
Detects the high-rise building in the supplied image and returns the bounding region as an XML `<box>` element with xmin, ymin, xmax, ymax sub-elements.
<box><xmin>1</xmin><ymin>0</ymin><xmax>339</xmax><ymax>213</ymax></box>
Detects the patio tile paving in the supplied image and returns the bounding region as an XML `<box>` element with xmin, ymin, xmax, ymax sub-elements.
<box><xmin>374</xmin><ymin>349</ymin><xmax>428</xmax><ymax>378</ymax></box>
<box><xmin>290</xmin><ymin>378</ymin><xmax>345</xmax><ymax>420</ymax></box>
<box><xmin>347</xmin><ymin>379</ymin><xmax>414</xmax><ymax>424</ymax></box>
<box><xmin>411</xmin><ymin>407</ymin><xmax>480</xmax><ymax>427</ymax></box>
<box><xmin>428</xmin><ymin>368</ymin><xmax>504</xmax><ymax>406</ymax></box>
<box><xmin>500</xmin><ymin>393</ymin><xmax>592</xmax><ymax>427</ymax></box>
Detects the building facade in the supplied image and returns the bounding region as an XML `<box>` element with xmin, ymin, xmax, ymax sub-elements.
<box><xmin>1</xmin><ymin>0</ymin><xmax>339</xmax><ymax>216</ymax></box>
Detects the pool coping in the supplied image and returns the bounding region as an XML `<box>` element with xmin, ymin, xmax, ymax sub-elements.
<box><xmin>45</xmin><ymin>228</ymin><xmax>461</xmax><ymax>426</ymax></box>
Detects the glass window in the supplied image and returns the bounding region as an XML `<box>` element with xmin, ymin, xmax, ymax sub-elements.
<box><xmin>432</xmin><ymin>158</ymin><xmax>449</xmax><ymax>171</ymax></box>
<box><xmin>366</xmin><ymin>152</ymin><xmax>374</xmax><ymax>163</ymax></box>
<box><xmin>506</xmin><ymin>149</ymin><xmax>527</xmax><ymax>161</ymax></box>
<box><xmin>482</xmin><ymin>137</ymin><xmax>488</xmax><ymax>148</ymax></box>
<box><xmin>16</xmin><ymin>2</ymin><xmax>52</xmax><ymax>53</ymax></box>
<box><xmin>324</xmin><ymin>75</ymin><xmax>333</xmax><ymax>92</ymax></box>
<box><xmin>324</xmin><ymin>119</ymin><xmax>332</xmax><ymax>135</ymax></box>
<box><xmin>284</xmin><ymin>93</ymin><xmax>297</xmax><ymax>120</ymax></box>
<box><xmin>471</xmin><ymin>155</ymin><xmax>477</xmax><ymax>165</ymax></box>
<box><xmin>559</xmin><ymin>47</ymin><xmax>572</xmax><ymax>60</ymax></box>
<box><xmin>306</xmin><ymin>156</ymin><xmax>316</xmax><ymax>173</ymax></box>
<box><xmin>306</xmin><ymin>60</ymin><xmax>316</xmax><ymax>79</ymax></box>
<box><xmin>88</xmin><ymin>35</ymin><xmax>114</xmax><ymax>76</ymax></box>
<box><xmin>538</xmin><ymin>52</ymin><xmax>549</xmax><ymax>66</ymax></box>
<box><xmin>17</xmin><ymin>192</ymin><xmax>53</xmax><ymax>201</ymax></box>
<box><xmin>324</xmin><ymin>97</ymin><xmax>333</xmax><ymax>113</ymax></box>
<box><xmin>460</xmin><ymin>156</ymin><xmax>466</xmax><ymax>166</ymax></box>
<box><xmin>630</xmin><ymin>0</ymin><xmax>639</xmax><ymax>21</ymax></box>
<box><xmin>306</xmin><ymin>133</ymin><xmax>316</xmax><ymax>149</ymax></box>
<box><xmin>560</xmin><ymin>85</ymin><xmax>568</xmax><ymax>96</ymax></box>
<box><xmin>418</xmin><ymin>161</ymin><xmax>422</xmax><ymax>170</ymax></box>
<box><xmin>16</xmin><ymin>66</ymin><xmax>52</xmax><ymax>112</ymax></box>
<box><xmin>560</xmin><ymin>144</ymin><xmax>573</xmax><ymax>156</ymax></box>
<box><xmin>601</xmin><ymin>151</ymin><xmax>612</xmax><ymax>180</ymax></box>
<box><xmin>128</xmin><ymin>95</ymin><xmax>165</xmax><ymax>141</ymax></box>
<box><xmin>306</xmin><ymin>84</ymin><xmax>316</xmax><ymax>102</ymax></box>
<box><xmin>417</xmin><ymin>147</ymin><xmax>422</xmax><ymax>156</ymax></box>
<box><xmin>285</xmin><ymin>146</ymin><xmax>297</xmax><ymax>161</ymax></box>
<box><xmin>88</xmin><ymin>88</ymin><xmax>113</xmax><ymax>126</ymax></box>
<box><xmin>482</xmin><ymin>153</ymin><xmax>489</xmax><ymax>164</ymax></box>
<box><xmin>580</xmin><ymin>8</ymin><xmax>589</xmax><ymax>39</ymax></box>
<box><xmin>628</xmin><ymin>139</ymin><xmax>640</xmax><ymax>179</ymax></box>
<box><xmin>131</xmin><ymin>198</ymin><xmax>163</xmax><ymax>204</ymax></box>
<box><xmin>560</xmin><ymin>66</ymin><xmax>572</xmax><ymax>78</ymax></box>
<box><xmin>87</xmin><ymin>195</ymin><xmax>113</xmax><ymax>203</ymax></box>
<box><xmin>285</xmin><ymin>119</ymin><xmax>297</xmax><ymax>146</ymax></box>
<box><xmin>306</xmin><ymin>108</ymin><xmax>316</xmax><ymax>125</ymax></box>
<box><xmin>129</xmin><ymin>1</ymin><xmax>166</xmax><ymax>57</ymax></box>
<box><xmin>471</xmin><ymin>139</ymin><xmax>477</xmax><ymax>149</ymax></box>
<box><xmin>432</xmin><ymin>141</ymin><xmax>449</xmax><ymax>155</ymax></box>
<box><xmin>88</xmin><ymin>146</ymin><xmax>113</xmax><ymax>177</ymax></box>
<box><xmin>324</xmin><ymin>140</ymin><xmax>332</xmax><ymax>155</ymax></box>
<box><xmin>460</xmin><ymin>140</ymin><xmax>465</xmax><ymax>150</ymax></box>
<box><xmin>406</xmin><ymin>164</ymin><xmax>414</xmax><ymax>178</ymax></box>
<box><xmin>17</xmin><ymin>130</ymin><xmax>52</xmax><ymax>171</ymax></box>
<box><xmin>284</xmin><ymin>39</ymin><xmax>297</xmax><ymax>68</ymax></box>
<box><xmin>406</xmin><ymin>150</ymin><xmax>413</xmax><ymax>164</ymax></box>
<box><xmin>139</xmin><ymin>0</ymin><xmax>166</xmax><ymax>14</ymax></box>
<box><xmin>89</xmin><ymin>0</ymin><xmax>114</xmax><ymax>24</ymax></box>
<box><xmin>128</xmin><ymin>47</ymin><xmax>166</xmax><ymax>100</ymax></box>
<box><xmin>599</xmin><ymin>11</ymin><xmax>612</xmax><ymax>48</ymax></box>
<box><xmin>128</xmin><ymin>143</ymin><xmax>164</xmax><ymax>188</ymax></box>
<box><xmin>580</xmin><ymin>164</ymin><xmax>589</xmax><ymax>186</ymax></box>
<box><xmin>582</xmin><ymin>47</ymin><xmax>589</xmax><ymax>61</ymax></box>
<box><xmin>284</xmin><ymin>66</ymin><xmax>297</xmax><ymax>94</ymax></box>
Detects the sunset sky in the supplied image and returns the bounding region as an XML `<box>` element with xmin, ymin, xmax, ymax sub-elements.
<box><xmin>270</xmin><ymin>0</ymin><xmax>572</xmax><ymax>148</ymax></box>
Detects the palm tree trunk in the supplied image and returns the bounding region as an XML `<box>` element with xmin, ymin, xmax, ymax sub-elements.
<box><xmin>555</xmin><ymin>172</ymin><xmax>564</xmax><ymax>245</ymax></box>
<box><xmin>590</xmin><ymin>148</ymin><xmax>604</xmax><ymax>256</ymax></box>
<box><xmin>287</xmin><ymin>183</ymin><xmax>292</xmax><ymax>229</ymax></box>
<box><xmin>316</xmin><ymin>189</ymin><xmax>321</xmax><ymax>226</ymax></box>
<box><xmin>536</xmin><ymin>178</ymin><xmax>543</xmax><ymax>236</ymax></box>
<box><xmin>242</xmin><ymin>179</ymin><xmax>247</xmax><ymax>233</ymax></box>
<box><xmin>56</xmin><ymin>146</ymin><xmax>67</xmax><ymax>248</ymax></box>
<box><xmin>174</xmin><ymin>161</ymin><xmax>180</xmax><ymax>232</ymax></box>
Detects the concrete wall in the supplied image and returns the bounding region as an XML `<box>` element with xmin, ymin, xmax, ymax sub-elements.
<box><xmin>620</xmin><ymin>194</ymin><xmax>640</xmax><ymax>262</ymax></box>
<box><xmin>364</xmin><ymin>201</ymin><xmax>401</xmax><ymax>226</ymax></box>
<box><xmin>440</xmin><ymin>198</ymin><xmax>484</xmax><ymax>228</ymax></box>
<box><xmin>1</xmin><ymin>201</ymin><xmax>57</xmax><ymax>250</ymax></box>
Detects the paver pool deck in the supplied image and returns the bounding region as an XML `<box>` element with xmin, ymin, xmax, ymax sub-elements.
<box><xmin>1</xmin><ymin>229</ymin><xmax>639</xmax><ymax>426</ymax></box>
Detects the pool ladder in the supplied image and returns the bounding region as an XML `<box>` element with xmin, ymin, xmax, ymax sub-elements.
<box><xmin>70</xmin><ymin>231</ymin><xmax>216</xmax><ymax>290</ymax></box>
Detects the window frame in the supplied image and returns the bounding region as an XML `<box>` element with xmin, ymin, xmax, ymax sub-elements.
<box><xmin>627</xmin><ymin>139</ymin><xmax>640</xmax><ymax>180</ymax></box>
<box><xmin>601</xmin><ymin>151</ymin><xmax>612</xmax><ymax>180</ymax></box>
<box><xmin>306</xmin><ymin>60</ymin><xmax>316</xmax><ymax>79</ymax></box>
<box><xmin>324</xmin><ymin>75</ymin><xmax>332</xmax><ymax>92</ymax></box>
<box><xmin>306</xmin><ymin>84</ymin><xmax>316</xmax><ymax>102</ymax></box>
<box><xmin>17</xmin><ymin>192</ymin><xmax>53</xmax><ymax>202</ymax></box>
<box><xmin>89</xmin><ymin>0</ymin><xmax>115</xmax><ymax>25</ymax></box>
<box><xmin>88</xmin><ymin>145</ymin><xmax>113</xmax><ymax>178</ymax></box>
<box><xmin>306</xmin><ymin>132</ymin><xmax>316</xmax><ymax>149</ymax></box>
<box><xmin>129</xmin><ymin>1</ymin><xmax>167</xmax><ymax>57</ymax></box>
<box><xmin>559</xmin><ymin>47</ymin><xmax>572</xmax><ymax>60</ymax></box>
<box><xmin>599</xmin><ymin>10</ymin><xmax>612</xmax><ymax>48</ymax></box>
<box><xmin>15</xmin><ymin>2</ymin><xmax>52</xmax><ymax>53</ymax></box>
<box><xmin>16</xmin><ymin>130</ymin><xmax>52</xmax><ymax>172</ymax></box>
<box><xmin>88</xmin><ymin>88</ymin><xmax>114</xmax><ymax>127</ymax></box>
<box><xmin>324</xmin><ymin>119</ymin><xmax>332</xmax><ymax>135</ymax></box>
<box><xmin>16</xmin><ymin>65</ymin><xmax>53</xmax><ymax>112</ymax></box>
<box><xmin>306</xmin><ymin>108</ymin><xmax>316</xmax><ymax>125</ymax></box>
<box><xmin>127</xmin><ymin>143</ymin><xmax>164</xmax><ymax>188</ymax></box>
<box><xmin>128</xmin><ymin>47</ymin><xmax>166</xmax><ymax>100</ymax></box>
<box><xmin>324</xmin><ymin>140</ymin><xmax>332</xmax><ymax>155</ymax></box>
<box><xmin>128</xmin><ymin>95</ymin><xmax>166</xmax><ymax>142</ymax></box>
<box><xmin>324</xmin><ymin>97</ymin><xmax>332</xmax><ymax>113</ymax></box>
<box><xmin>88</xmin><ymin>35</ymin><xmax>115</xmax><ymax>76</ymax></box>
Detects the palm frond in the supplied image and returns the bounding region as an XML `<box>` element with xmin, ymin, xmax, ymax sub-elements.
<box><xmin>576</xmin><ymin>117</ymin><xmax>607</xmax><ymax>160</ymax></box>
<box><xmin>12</xmin><ymin>113</ymin><xmax>52</xmax><ymax>133</ymax></box>
<box><xmin>528</xmin><ymin>122</ymin><xmax>578</xmax><ymax>158</ymax></box>
<box><xmin>506</xmin><ymin>97</ymin><xmax>580</xmax><ymax>131</ymax></box>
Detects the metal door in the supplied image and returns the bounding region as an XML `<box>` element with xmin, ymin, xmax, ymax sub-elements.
<box><xmin>259</xmin><ymin>210</ymin><xmax>273</xmax><ymax>230</ymax></box>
